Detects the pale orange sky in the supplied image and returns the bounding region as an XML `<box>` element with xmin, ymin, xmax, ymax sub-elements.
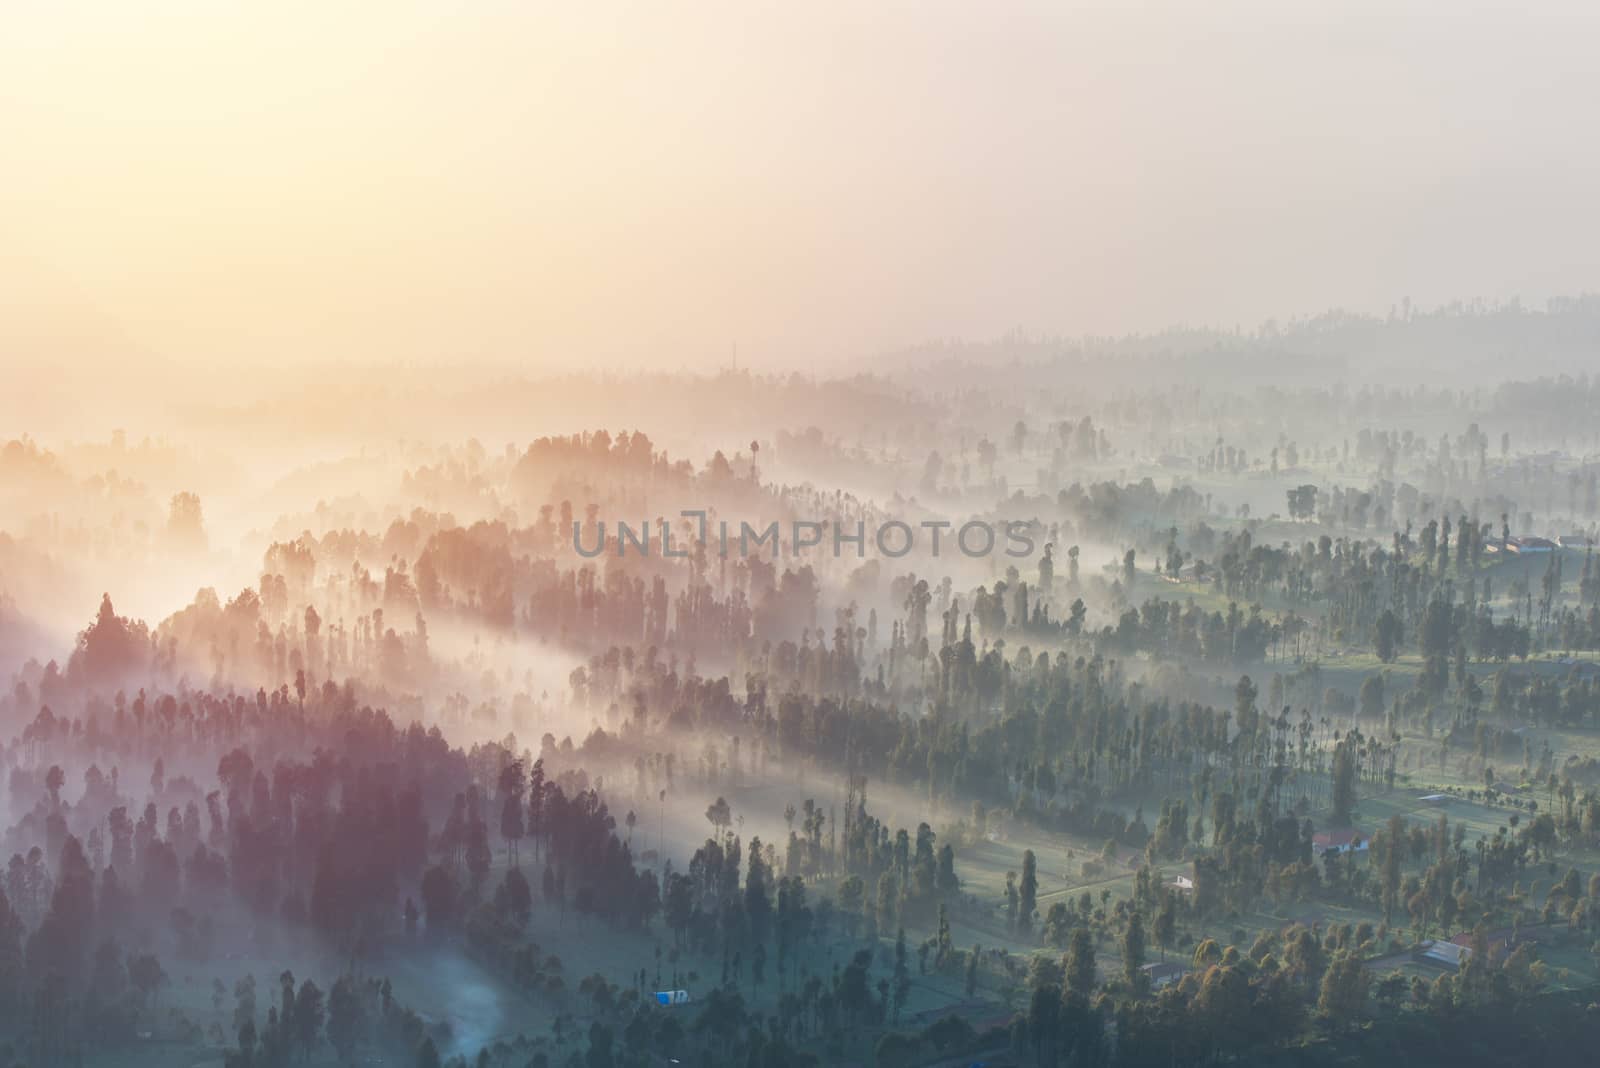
<box><xmin>6</xmin><ymin>1</ymin><xmax>1600</xmax><ymax>372</ymax></box>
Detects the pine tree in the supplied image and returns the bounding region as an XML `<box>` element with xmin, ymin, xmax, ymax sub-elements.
<box><xmin>1332</xmin><ymin>735</ymin><xmax>1358</xmax><ymax>825</ymax></box>
<box><xmin>892</xmin><ymin>928</ymin><xmax>910</xmax><ymax>1022</ymax></box>
<box><xmin>1154</xmin><ymin>890</ymin><xmax>1177</xmax><ymax>961</ymax></box>
<box><xmin>0</xmin><ymin>887</ymin><xmax>22</xmax><ymax>1024</ymax></box>
<box><xmin>1064</xmin><ymin>925</ymin><xmax>1096</xmax><ymax>1005</ymax></box>
<box><xmin>1121</xmin><ymin>912</ymin><xmax>1147</xmax><ymax>993</ymax></box>
<box><xmin>1018</xmin><ymin>851</ymin><xmax>1038</xmax><ymax>935</ymax></box>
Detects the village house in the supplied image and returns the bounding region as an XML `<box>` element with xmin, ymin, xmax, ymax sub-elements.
<box><xmin>1140</xmin><ymin>962</ymin><xmax>1187</xmax><ymax>990</ymax></box>
<box><xmin>1417</xmin><ymin>940</ymin><xmax>1471</xmax><ymax>970</ymax></box>
<box><xmin>1311</xmin><ymin>828</ymin><xmax>1368</xmax><ymax>856</ymax></box>
<box><xmin>1506</xmin><ymin>535</ymin><xmax>1556</xmax><ymax>553</ymax></box>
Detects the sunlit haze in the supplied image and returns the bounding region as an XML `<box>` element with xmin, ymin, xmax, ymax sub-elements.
<box><xmin>6</xmin><ymin>7</ymin><xmax>1600</xmax><ymax>1068</ymax></box>
<box><xmin>9</xmin><ymin>2</ymin><xmax>1600</xmax><ymax>379</ymax></box>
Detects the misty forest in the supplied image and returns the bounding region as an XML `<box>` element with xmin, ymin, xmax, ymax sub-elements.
<box><xmin>13</xmin><ymin>5</ymin><xmax>1600</xmax><ymax>1065</ymax></box>
<box><xmin>5</xmin><ymin>307</ymin><xmax>1600</xmax><ymax>1068</ymax></box>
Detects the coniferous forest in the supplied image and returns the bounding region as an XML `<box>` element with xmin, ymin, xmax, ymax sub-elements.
<box><xmin>8</xmin><ymin>6</ymin><xmax>1600</xmax><ymax>1068</ymax></box>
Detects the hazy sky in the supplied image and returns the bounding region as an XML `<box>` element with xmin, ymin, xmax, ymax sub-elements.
<box><xmin>7</xmin><ymin>1</ymin><xmax>1600</xmax><ymax>372</ymax></box>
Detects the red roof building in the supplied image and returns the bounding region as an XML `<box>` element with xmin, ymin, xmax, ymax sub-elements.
<box><xmin>1312</xmin><ymin>829</ymin><xmax>1368</xmax><ymax>855</ymax></box>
